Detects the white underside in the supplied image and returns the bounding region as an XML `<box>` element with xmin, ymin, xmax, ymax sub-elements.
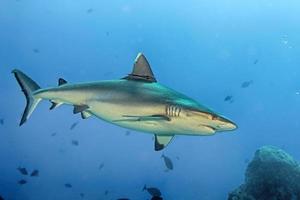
<box><xmin>88</xmin><ymin>101</ymin><xmax>215</xmax><ymax>136</ymax></box>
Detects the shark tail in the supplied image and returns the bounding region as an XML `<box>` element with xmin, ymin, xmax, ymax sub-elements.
<box><xmin>12</xmin><ymin>69</ymin><xmax>41</xmax><ymax>126</ymax></box>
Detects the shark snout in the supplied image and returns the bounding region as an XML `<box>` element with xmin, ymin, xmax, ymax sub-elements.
<box><xmin>215</xmin><ymin>116</ymin><xmax>237</xmax><ymax>131</ymax></box>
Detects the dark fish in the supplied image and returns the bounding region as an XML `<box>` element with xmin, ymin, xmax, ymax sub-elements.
<box><xmin>125</xmin><ymin>130</ymin><xmax>131</xmax><ymax>136</ymax></box>
<box><xmin>30</xmin><ymin>170</ymin><xmax>39</xmax><ymax>177</ymax></box>
<box><xmin>80</xmin><ymin>193</ymin><xmax>85</xmax><ymax>198</ymax></box>
<box><xmin>151</xmin><ymin>197</ymin><xmax>163</xmax><ymax>200</ymax></box>
<box><xmin>161</xmin><ymin>154</ymin><xmax>173</xmax><ymax>170</ymax></box>
<box><xmin>71</xmin><ymin>140</ymin><xmax>79</xmax><ymax>146</ymax></box>
<box><xmin>70</xmin><ymin>122</ymin><xmax>79</xmax><ymax>130</ymax></box>
<box><xmin>18</xmin><ymin>179</ymin><xmax>27</xmax><ymax>185</ymax></box>
<box><xmin>51</xmin><ymin>132</ymin><xmax>57</xmax><ymax>136</ymax></box>
<box><xmin>99</xmin><ymin>163</ymin><xmax>105</xmax><ymax>171</ymax></box>
<box><xmin>87</xmin><ymin>8</ymin><xmax>93</xmax><ymax>13</ymax></box>
<box><xmin>65</xmin><ymin>183</ymin><xmax>72</xmax><ymax>188</ymax></box>
<box><xmin>143</xmin><ymin>185</ymin><xmax>161</xmax><ymax>197</ymax></box>
<box><xmin>241</xmin><ymin>80</ymin><xmax>253</xmax><ymax>88</ymax></box>
<box><xmin>0</xmin><ymin>119</ymin><xmax>4</xmax><ymax>125</ymax></box>
<box><xmin>17</xmin><ymin>167</ymin><xmax>28</xmax><ymax>175</ymax></box>
<box><xmin>33</xmin><ymin>48</ymin><xmax>40</xmax><ymax>53</ymax></box>
<box><xmin>253</xmin><ymin>59</ymin><xmax>259</xmax><ymax>65</ymax></box>
<box><xmin>224</xmin><ymin>95</ymin><xmax>233</xmax><ymax>102</ymax></box>
<box><xmin>0</xmin><ymin>195</ymin><xmax>4</xmax><ymax>200</ymax></box>
<box><xmin>104</xmin><ymin>190</ymin><xmax>109</xmax><ymax>195</ymax></box>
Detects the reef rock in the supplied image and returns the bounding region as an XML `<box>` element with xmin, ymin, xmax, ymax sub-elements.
<box><xmin>228</xmin><ymin>146</ymin><xmax>300</xmax><ymax>200</ymax></box>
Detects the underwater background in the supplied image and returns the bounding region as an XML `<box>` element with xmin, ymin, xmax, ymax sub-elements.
<box><xmin>1</xmin><ymin>0</ymin><xmax>300</xmax><ymax>199</ymax></box>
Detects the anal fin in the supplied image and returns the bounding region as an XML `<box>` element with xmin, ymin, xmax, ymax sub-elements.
<box><xmin>154</xmin><ymin>134</ymin><xmax>174</xmax><ymax>151</ymax></box>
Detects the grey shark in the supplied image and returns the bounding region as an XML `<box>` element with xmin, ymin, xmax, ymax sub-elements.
<box><xmin>12</xmin><ymin>53</ymin><xmax>237</xmax><ymax>151</ymax></box>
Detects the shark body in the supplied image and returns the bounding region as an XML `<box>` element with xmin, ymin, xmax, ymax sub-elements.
<box><xmin>13</xmin><ymin>53</ymin><xmax>237</xmax><ymax>150</ymax></box>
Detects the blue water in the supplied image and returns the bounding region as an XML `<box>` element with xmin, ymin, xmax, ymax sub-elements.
<box><xmin>1</xmin><ymin>0</ymin><xmax>300</xmax><ymax>199</ymax></box>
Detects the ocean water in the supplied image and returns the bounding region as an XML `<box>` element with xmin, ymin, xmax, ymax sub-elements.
<box><xmin>0</xmin><ymin>0</ymin><xmax>300</xmax><ymax>199</ymax></box>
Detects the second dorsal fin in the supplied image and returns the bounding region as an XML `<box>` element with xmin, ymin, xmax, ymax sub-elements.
<box><xmin>58</xmin><ymin>78</ymin><xmax>67</xmax><ymax>86</ymax></box>
<box><xmin>123</xmin><ymin>53</ymin><xmax>157</xmax><ymax>83</ymax></box>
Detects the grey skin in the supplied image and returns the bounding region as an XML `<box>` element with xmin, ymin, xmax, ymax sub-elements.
<box><xmin>12</xmin><ymin>53</ymin><xmax>237</xmax><ymax>151</ymax></box>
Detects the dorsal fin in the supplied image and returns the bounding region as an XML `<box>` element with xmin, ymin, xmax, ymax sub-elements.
<box><xmin>58</xmin><ymin>78</ymin><xmax>67</xmax><ymax>86</ymax></box>
<box><xmin>123</xmin><ymin>53</ymin><xmax>157</xmax><ymax>82</ymax></box>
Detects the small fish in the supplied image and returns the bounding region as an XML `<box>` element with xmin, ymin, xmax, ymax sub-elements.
<box><xmin>70</xmin><ymin>122</ymin><xmax>79</xmax><ymax>130</ymax></box>
<box><xmin>80</xmin><ymin>193</ymin><xmax>85</xmax><ymax>198</ymax></box>
<box><xmin>161</xmin><ymin>154</ymin><xmax>173</xmax><ymax>170</ymax></box>
<box><xmin>30</xmin><ymin>169</ymin><xmax>39</xmax><ymax>177</ymax></box>
<box><xmin>51</xmin><ymin>132</ymin><xmax>57</xmax><ymax>136</ymax></box>
<box><xmin>151</xmin><ymin>197</ymin><xmax>163</xmax><ymax>200</ymax></box>
<box><xmin>0</xmin><ymin>119</ymin><xmax>4</xmax><ymax>125</ymax></box>
<box><xmin>17</xmin><ymin>167</ymin><xmax>28</xmax><ymax>175</ymax></box>
<box><xmin>71</xmin><ymin>140</ymin><xmax>79</xmax><ymax>146</ymax></box>
<box><xmin>65</xmin><ymin>183</ymin><xmax>72</xmax><ymax>188</ymax></box>
<box><xmin>86</xmin><ymin>8</ymin><xmax>93</xmax><ymax>13</ymax></box>
<box><xmin>116</xmin><ymin>199</ymin><xmax>130</xmax><ymax>200</ymax></box>
<box><xmin>106</xmin><ymin>32</ymin><xmax>110</xmax><ymax>36</ymax></box>
<box><xmin>241</xmin><ymin>80</ymin><xmax>253</xmax><ymax>88</ymax></box>
<box><xmin>253</xmin><ymin>59</ymin><xmax>259</xmax><ymax>65</ymax></box>
<box><xmin>18</xmin><ymin>179</ymin><xmax>27</xmax><ymax>185</ymax></box>
<box><xmin>99</xmin><ymin>163</ymin><xmax>105</xmax><ymax>171</ymax></box>
<box><xmin>143</xmin><ymin>185</ymin><xmax>161</xmax><ymax>197</ymax></box>
<box><xmin>224</xmin><ymin>95</ymin><xmax>233</xmax><ymax>102</ymax></box>
<box><xmin>125</xmin><ymin>130</ymin><xmax>131</xmax><ymax>136</ymax></box>
<box><xmin>33</xmin><ymin>48</ymin><xmax>40</xmax><ymax>53</ymax></box>
<box><xmin>104</xmin><ymin>190</ymin><xmax>109</xmax><ymax>195</ymax></box>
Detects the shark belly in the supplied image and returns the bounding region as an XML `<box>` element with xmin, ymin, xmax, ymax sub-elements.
<box><xmin>88</xmin><ymin>100</ymin><xmax>173</xmax><ymax>135</ymax></box>
<box><xmin>87</xmin><ymin>100</ymin><xmax>215</xmax><ymax>136</ymax></box>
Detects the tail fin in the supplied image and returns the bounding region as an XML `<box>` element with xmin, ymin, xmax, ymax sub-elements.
<box><xmin>12</xmin><ymin>69</ymin><xmax>41</xmax><ymax>126</ymax></box>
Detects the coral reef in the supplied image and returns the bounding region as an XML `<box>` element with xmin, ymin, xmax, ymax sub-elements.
<box><xmin>228</xmin><ymin>146</ymin><xmax>300</xmax><ymax>200</ymax></box>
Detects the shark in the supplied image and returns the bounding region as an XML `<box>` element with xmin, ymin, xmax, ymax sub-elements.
<box><xmin>12</xmin><ymin>53</ymin><xmax>237</xmax><ymax>151</ymax></box>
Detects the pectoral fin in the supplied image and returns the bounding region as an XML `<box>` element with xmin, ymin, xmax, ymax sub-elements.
<box><xmin>154</xmin><ymin>135</ymin><xmax>174</xmax><ymax>151</ymax></box>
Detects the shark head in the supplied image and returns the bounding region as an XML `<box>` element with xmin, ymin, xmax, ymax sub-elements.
<box><xmin>178</xmin><ymin>104</ymin><xmax>237</xmax><ymax>135</ymax></box>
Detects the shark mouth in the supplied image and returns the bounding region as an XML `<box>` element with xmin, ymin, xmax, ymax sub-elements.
<box><xmin>199</xmin><ymin>124</ymin><xmax>217</xmax><ymax>133</ymax></box>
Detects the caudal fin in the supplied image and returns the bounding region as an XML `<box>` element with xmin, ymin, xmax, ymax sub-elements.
<box><xmin>12</xmin><ymin>69</ymin><xmax>41</xmax><ymax>126</ymax></box>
